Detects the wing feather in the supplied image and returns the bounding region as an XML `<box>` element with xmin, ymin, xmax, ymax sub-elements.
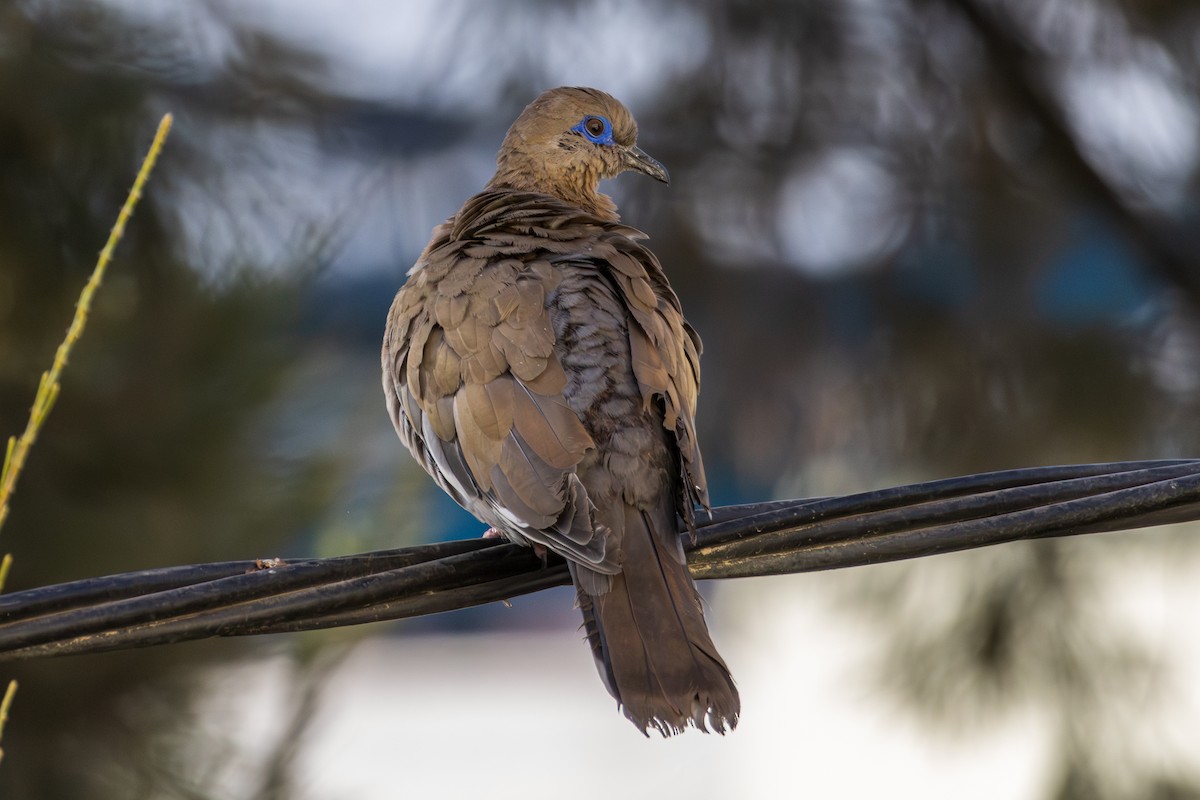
<box><xmin>383</xmin><ymin>207</ymin><xmax>613</xmax><ymax>568</ymax></box>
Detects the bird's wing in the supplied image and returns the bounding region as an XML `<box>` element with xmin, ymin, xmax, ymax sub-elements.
<box><xmin>382</xmin><ymin>213</ymin><xmax>616</xmax><ymax>572</ymax></box>
<box><xmin>583</xmin><ymin>229</ymin><xmax>709</xmax><ymax>526</ymax></box>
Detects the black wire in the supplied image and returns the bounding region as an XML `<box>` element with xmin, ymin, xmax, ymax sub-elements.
<box><xmin>0</xmin><ymin>459</ymin><xmax>1197</xmax><ymax>662</ymax></box>
<box><xmin>0</xmin><ymin>540</ymin><xmax>494</xmax><ymax>621</ymax></box>
<box><xmin>694</xmin><ymin>460</ymin><xmax>1200</xmax><ymax>566</ymax></box>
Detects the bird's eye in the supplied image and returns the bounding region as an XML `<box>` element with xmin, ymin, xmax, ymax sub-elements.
<box><xmin>572</xmin><ymin>115</ymin><xmax>613</xmax><ymax>144</ymax></box>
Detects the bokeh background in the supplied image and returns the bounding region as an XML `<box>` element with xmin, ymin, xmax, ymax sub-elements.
<box><xmin>2</xmin><ymin>0</ymin><xmax>1200</xmax><ymax>797</ymax></box>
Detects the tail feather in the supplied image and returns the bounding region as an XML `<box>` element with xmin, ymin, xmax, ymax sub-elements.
<box><xmin>571</xmin><ymin>503</ymin><xmax>739</xmax><ymax>736</ymax></box>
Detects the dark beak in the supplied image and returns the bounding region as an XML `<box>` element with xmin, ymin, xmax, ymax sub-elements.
<box><xmin>624</xmin><ymin>145</ymin><xmax>670</xmax><ymax>184</ymax></box>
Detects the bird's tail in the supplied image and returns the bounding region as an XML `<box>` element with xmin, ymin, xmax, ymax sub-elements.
<box><xmin>570</xmin><ymin>503</ymin><xmax>739</xmax><ymax>736</ymax></box>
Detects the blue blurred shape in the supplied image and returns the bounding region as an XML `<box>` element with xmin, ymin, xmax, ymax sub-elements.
<box><xmin>1036</xmin><ymin>217</ymin><xmax>1156</xmax><ymax>325</ymax></box>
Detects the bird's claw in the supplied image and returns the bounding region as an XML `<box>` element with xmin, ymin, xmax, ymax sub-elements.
<box><xmin>482</xmin><ymin>528</ymin><xmax>547</xmax><ymax>564</ymax></box>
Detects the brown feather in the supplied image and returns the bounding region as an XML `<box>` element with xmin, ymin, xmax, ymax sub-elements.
<box><xmin>432</xmin><ymin>290</ymin><xmax>468</xmax><ymax>330</ymax></box>
<box><xmin>522</xmin><ymin>353</ymin><xmax>568</xmax><ymax>395</ymax></box>
<box><xmin>510</xmin><ymin>381</ymin><xmax>593</xmax><ymax>470</ymax></box>
<box><xmin>423</xmin><ymin>328</ymin><xmax>462</xmax><ymax>399</ymax></box>
<box><xmin>452</xmin><ymin>392</ymin><xmax>501</xmax><ymax>493</ymax></box>
<box><xmin>495</xmin><ymin>434</ymin><xmax>568</xmax><ymax>517</ymax></box>
<box><xmin>461</xmin><ymin>377</ymin><xmax>515</xmax><ymax>441</ymax></box>
<box><xmin>426</xmin><ymin>395</ymin><xmax>456</xmax><ymax>444</ymax></box>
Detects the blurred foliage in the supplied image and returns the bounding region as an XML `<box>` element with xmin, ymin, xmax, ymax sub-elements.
<box><xmin>0</xmin><ymin>0</ymin><xmax>1199</xmax><ymax>796</ymax></box>
<box><xmin>0</xmin><ymin>2</ymin><xmax>364</xmax><ymax>797</ymax></box>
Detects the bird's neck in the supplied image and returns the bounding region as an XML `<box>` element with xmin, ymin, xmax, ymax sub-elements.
<box><xmin>487</xmin><ymin>152</ymin><xmax>619</xmax><ymax>221</ymax></box>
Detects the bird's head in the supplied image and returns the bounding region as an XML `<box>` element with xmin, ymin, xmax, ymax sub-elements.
<box><xmin>488</xmin><ymin>86</ymin><xmax>668</xmax><ymax>219</ymax></box>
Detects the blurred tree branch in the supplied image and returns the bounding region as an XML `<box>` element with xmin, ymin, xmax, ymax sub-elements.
<box><xmin>951</xmin><ymin>0</ymin><xmax>1200</xmax><ymax>308</ymax></box>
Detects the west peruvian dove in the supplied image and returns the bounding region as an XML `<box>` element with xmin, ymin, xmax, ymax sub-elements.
<box><xmin>382</xmin><ymin>87</ymin><xmax>739</xmax><ymax>735</ymax></box>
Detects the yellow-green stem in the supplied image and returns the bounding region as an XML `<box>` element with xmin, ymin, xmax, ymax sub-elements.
<box><xmin>0</xmin><ymin>113</ymin><xmax>173</xmax><ymax>533</ymax></box>
<box><xmin>0</xmin><ymin>679</ymin><xmax>16</xmax><ymax>764</ymax></box>
<box><xmin>0</xmin><ymin>554</ymin><xmax>11</xmax><ymax>595</ymax></box>
<box><xmin>0</xmin><ymin>114</ymin><xmax>172</xmax><ymax>761</ymax></box>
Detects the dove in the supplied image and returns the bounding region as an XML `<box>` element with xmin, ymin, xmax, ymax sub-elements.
<box><xmin>382</xmin><ymin>87</ymin><xmax>738</xmax><ymax>735</ymax></box>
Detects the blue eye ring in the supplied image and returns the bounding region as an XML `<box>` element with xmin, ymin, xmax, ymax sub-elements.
<box><xmin>572</xmin><ymin>115</ymin><xmax>614</xmax><ymax>145</ymax></box>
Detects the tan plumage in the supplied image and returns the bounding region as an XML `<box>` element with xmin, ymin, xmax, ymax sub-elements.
<box><xmin>382</xmin><ymin>87</ymin><xmax>738</xmax><ymax>735</ymax></box>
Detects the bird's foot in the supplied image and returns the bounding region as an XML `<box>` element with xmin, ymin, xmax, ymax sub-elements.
<box><xmin>481</xmin><ymin>528</ymin><xmax>547</xmax><ymax>564</ymax></box>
